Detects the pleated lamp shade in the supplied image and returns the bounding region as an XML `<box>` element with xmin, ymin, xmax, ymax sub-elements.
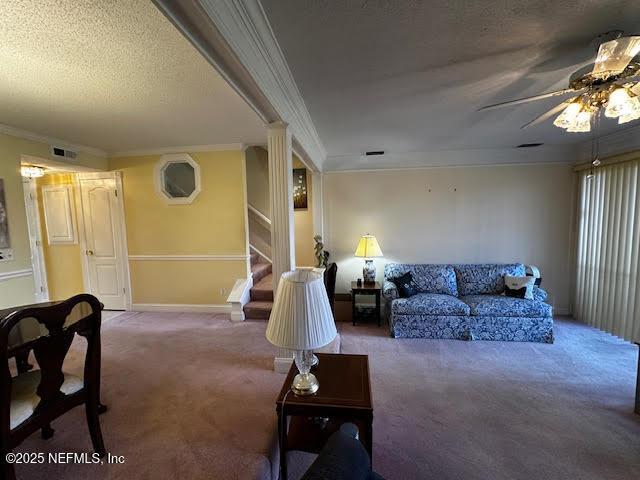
<box><xmin>354</xmin><ymin>234</ymin><xmax>383</xmax><ymax>258</ymax></box>
<box><xmin>266</xmin><ymin>269</ymin><xmax>337</xmax><ymax>351</ymax></box>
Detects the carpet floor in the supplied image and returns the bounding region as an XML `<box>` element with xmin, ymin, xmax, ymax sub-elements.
<box><xmin>12</xmin><ymin>313</ymin><xmax>640</xmax><ymax>480</ymax></box>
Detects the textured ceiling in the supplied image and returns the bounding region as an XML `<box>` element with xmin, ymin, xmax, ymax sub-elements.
<box><xmin>261</xmin><ymin>0</ymin><xmax>640</xmax><ymax>167</ymax></box>
<box><xmin>0</xmin><ymin>0</ymin><xmax>266</xmax><ymax>153</ymax></box>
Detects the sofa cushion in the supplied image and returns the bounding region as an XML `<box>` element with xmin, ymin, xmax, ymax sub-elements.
<box><xmin>454</xmin><ymin>263</ymin><xmax>525</xmax><ymax>296</ymax></box>
<box><xmin>389</xmin><ymin>272</ymin><xmax>418</xmax><ymax>298</ymax></box>
<box><xmin>461</xmin><ymin>294</ymin><xmax>552</xmax><ymax>318</ymax></box>
<box><xmin>384</xmin><ymin>264</ymin><xmax>458</xmax><ymax>296</ymax></box>
<box><xmin>392</xmin><ymin>293</ymin><xmax>471</xmax><ymax>316</ymax></box>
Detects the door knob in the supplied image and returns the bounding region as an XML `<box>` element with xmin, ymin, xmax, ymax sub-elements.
<box><xmin>86</xmin><ymin>250</ymin><xmax>94</xmax><ymax>256</ymax></box>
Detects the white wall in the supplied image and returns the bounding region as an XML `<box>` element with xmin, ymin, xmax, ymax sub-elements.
<box><xmin>323</xmin><ymin>163</ymin><xmax>574</xmax><ymax>314</ymax></box>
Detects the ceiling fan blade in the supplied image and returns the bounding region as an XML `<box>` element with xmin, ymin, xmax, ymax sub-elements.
<box><xmin>478</xmin><ymin>88</ymin><xmax>579</xmax><ymax>112</ymax></box>
<box><xmin>591</xmin><ymin>36</ymin><xmax>640</xmax><ymax>79</ymax></box>
<box><xmin>521</xmin><ymin>99</ymin><xmax>577</xmax><ymax>129</ymax></box>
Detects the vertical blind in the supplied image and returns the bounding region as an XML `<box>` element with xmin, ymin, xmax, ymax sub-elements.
<box><xmin>575</xmin><ymin>157</ymin><xmax>640</xmax><ymax>342</ymax></box>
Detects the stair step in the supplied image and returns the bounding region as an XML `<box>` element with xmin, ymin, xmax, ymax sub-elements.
<box><xmin>243</xmin><ymin>301</ymin><xmax>272</xmax><ymax>320</ymax></box>
<box><xmin>250</xmin><ymin>273</ymin><xmax>273</xmax><ymax>301</ymax></box>
<box><xmin>250</xmin><ymin>252</ymin><xmax>260</xmax><ymax>265</ymax></box>
<box><xmin>251</xmin><ymin>262</ymin><xmax>272</xmax><ymax>283</ymax></box>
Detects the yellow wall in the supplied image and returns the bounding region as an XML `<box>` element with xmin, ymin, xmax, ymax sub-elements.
<box><xmin>36</xmin><ymin>173</ymin><xmax>85</xmax><ymax>300</ymax></box>
<box><xmin>0</xmin><ymin>132</ymin><xmax>105</xmax><ymax>309</ymax></box>
<box><xmin>109</xmin><ymin>150</ymin><xmax>248</xmax><ymax>305</ymax></box>
<box><xmin>293</xmin><ymin>156</ymin><xmax>315</xmax><ymax>266</ymax></box>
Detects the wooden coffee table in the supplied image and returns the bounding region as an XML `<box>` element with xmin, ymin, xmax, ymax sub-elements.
<box><xmin>275</xmin><ymin>353</ymin><xmax>373</xmax><ymax>480</ymax></box>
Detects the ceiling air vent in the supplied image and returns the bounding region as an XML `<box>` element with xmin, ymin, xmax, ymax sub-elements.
<box><xmin>516</xmin><ymin>143</ymin><xmax>544</xmax><ymax>148</ymax></box>
<box><xmin>51</xmin><ymin>145</ymin><xmax>78</xmax><ymax>160</ymax></box>
<box><xmin>365</xmin><ymin>150</ymin><xmax>385</xmax><ymax>156</ymax></box>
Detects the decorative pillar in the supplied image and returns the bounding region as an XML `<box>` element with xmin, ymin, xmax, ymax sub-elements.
<box><xmin>268</xmin><ymin>122</ymin><xmax>297</xmax><ymax>372</ymax></box>
<box><xmin>268</xmin><ymin>121</ymin><xmax>296</xmax><ymax>291</ymax></box>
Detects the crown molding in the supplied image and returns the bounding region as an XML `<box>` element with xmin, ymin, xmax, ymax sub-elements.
<box><xmin>0</xmin><ymin>123</ymin><xmax>107</xmax><ymax>158</ymax></box>
<box><xmin>577</xmin><ymin>124</ymin><xmax>640</xmax><ymax>162</ymax></box>
<box><xmin>111</xmin><ymin>143</ymin><xmax>245</xmax><ymax>157</ymax></box>
<box><xmin>153</xmin><ymin>0</ymin><xmax>327</xmax><ymax>170</ymax></box>
<box><xmin>323</xmin><ymin>145</ymin><xmax>576</xmax><ymax>172</ymax></box>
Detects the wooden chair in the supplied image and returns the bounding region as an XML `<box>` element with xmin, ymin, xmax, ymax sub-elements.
<box><xmin>323</xmin><ymin>263</ymin><xmax>338</xmax><ymax>314</ymax></box>
<box><xmin>1</xmin><ymin>294</ymin><xmax>106</xmax><ymax>480</ymax></box>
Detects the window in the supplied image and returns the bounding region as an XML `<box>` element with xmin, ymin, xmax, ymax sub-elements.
<box><xmin>154</xmin><ymin>154</ymin><xmax>201</xmax><ymax>204</ymax></box>
<box><xmin>575</xmin><ymin>158</ymin><xmax>640</xmax><ymax>341</ymax></box>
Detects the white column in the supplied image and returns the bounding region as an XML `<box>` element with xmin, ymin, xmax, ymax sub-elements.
<box><xmin>268</xmin><ymin>121</ymin><xmax>296</xmax><ymax>291</ymax></box>
<box><xmin>268</xmin><ymin>121</ymin><xmax>297</xmax><ymax>373</ymax></box>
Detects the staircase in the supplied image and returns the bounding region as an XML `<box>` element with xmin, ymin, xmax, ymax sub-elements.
<box><xmin>243</xmin><ymin>250</ymin><xmax>273</xmax><ymax>320</ymax></box>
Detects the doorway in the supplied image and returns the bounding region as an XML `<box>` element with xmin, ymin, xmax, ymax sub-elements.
<box><xmin>20</xmin><ymin>161</ymin><xmax>131</xmax><ymax>310</ymax></box>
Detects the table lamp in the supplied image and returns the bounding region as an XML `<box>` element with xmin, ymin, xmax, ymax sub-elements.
<box><xmin>354</xmin><ymin>234</ymin><xmax>383</xmax><ymax>284</ymax></box>
<box><xmin>266</xmin><ymin>269</ymin><xmax>337</xmax><ymax>396</ymax></box>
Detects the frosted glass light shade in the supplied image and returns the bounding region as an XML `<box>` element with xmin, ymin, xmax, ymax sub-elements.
<box><xmin>618</xmin><ymin>96</ymin><xmax>640</xmax><ymax>124</ymax></box>
<box><xmin>354</xmin><ymin>234</ymin><xmax>383</xmax><ymax>258</ymax></box>
<box><xmin>553</xmin><ymin>102</ymin><xmax>582</xmax><ymax>129</ymax></box>
<box><xmin>266</xmin><ymin>269</ymin><xmax>337</xmax><ymax>351</ymax></box>
<box><xmin>605</xmin><ymin>88</ymin><xmax>634</xmax><ymax>118</ymax></box>
<box><xmin>566</xmin><ymin>110</ymin><xmax>592</xmax><ymax>132</ymax></box>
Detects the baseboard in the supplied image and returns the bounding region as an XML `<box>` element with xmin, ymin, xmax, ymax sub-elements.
<box><xmin>131</xmin><ymin>303</ymin><xmax>231</xmax><ymax>314</ymax></box>
<box><xmin>554</xmin><ymin>306</ymin><xmax>571</xmax><ymax>316</ymax></box>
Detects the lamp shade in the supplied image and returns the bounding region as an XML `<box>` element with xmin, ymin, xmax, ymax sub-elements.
<box><xmin>354</xmin><ymin>234</ymin><xmax>383</xmax><ymax>258</ymax></box>
<box><xmin>266</xmin><ymin>269</ymin><xmax>337</xmax><ymax>351</ymax></box>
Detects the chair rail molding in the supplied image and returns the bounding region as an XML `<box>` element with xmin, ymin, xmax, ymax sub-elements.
<box><xmin>152</xmin><ymin>0</ymin><xmax>326</xmax><ymax>171</ymax></box>
<box><xmin>0</xmin><ymin>269</ymin><xmax>33</xmax><ymax>282</ymax></box>
<box><xmin>128</xmin><ymin>254</ymin><xmax>249</xmax><ymax>261</ymax></box>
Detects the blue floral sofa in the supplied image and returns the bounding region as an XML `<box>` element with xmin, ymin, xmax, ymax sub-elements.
<box><xmin>383</xmin><ymin>263</ymin><xmax>553</xmax><ymax>343</ymax></box>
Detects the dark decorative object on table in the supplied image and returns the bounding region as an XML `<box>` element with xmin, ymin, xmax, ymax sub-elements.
<box><xmin>389</xmin><ymin>271</ymin><xmax>418</xmax><ymax>298</ymax></box>
<box><xmin>357</xmin><ymin>278</ymin><xmax>362</xmax><ymax>287</ymax></box>
<box><xmin>293</xmin><ymin>168</ymin><xmax>308</xmax><ymax>209</ymax></box>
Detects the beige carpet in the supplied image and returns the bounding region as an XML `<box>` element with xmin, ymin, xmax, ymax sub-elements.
<box><xmin>15</xmin><ymin>311</ymin><xmax>282</xmax><ymax>480</ymax></box>
<box><xmin>12</xmin><ymin>312</ymin><xmax>640</xmax><ymax>480</ymax></box>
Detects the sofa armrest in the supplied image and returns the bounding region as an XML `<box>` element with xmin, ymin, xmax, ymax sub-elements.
<box><xmin>533</xmin><ymin>286</ymin><xmax>548</xmax><ymax>303</ymax></box>
<box><xmin>382</xmin><ymin>281</ymin><xmax>399</xmax><ymax>301</ymax></box>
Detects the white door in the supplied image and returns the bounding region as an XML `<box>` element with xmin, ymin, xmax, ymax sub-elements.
<box><xmin>22</xmin><ymin>178</ymin><xmax>49</xmax><ymax>302</ymax></box>
<box><xmin>79</xmin><ymin>177</ymin><xmax>127</xmax><ymax>310</ymax></box>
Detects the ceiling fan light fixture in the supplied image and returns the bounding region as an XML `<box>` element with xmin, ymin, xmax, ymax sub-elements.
<box><xmin>605</xmin><ymin>87</ymin><xmax>635</xmax><ymax>118</ymax></box>
<box><xmin>566</xmin><ymin>110</ymin><xmax>592</xmax><ymax>133</ymax></box>
<box><xmin>553</xmin><ymin>102</ymin><xmax>582</xmax><ymax>129</ymax></box>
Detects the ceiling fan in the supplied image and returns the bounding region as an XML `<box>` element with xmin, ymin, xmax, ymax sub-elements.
<box><xmin>479</xmin><ymin>32</ymin><xmax>640</xmax><ymax>133</ymax></box>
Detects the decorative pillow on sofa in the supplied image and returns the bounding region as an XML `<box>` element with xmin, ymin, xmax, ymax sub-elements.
<box><xmin>504</xmin><ymin>275</ymin><xmax>535</xmax><ymax>300</ymax></box>
<box><xmin>454</xmin><ymin>263</ymin><xmax>525</xmax><ymax>296</ymax></box>
<box><xmin>384</xmin><ymin>264</ymin><xmax>458</xmax><ymax>296</ymax></box>
<box><xmin>389</xmin><ymin>272</ymin><xmax>418</xmax><ymax>298</ymax></box>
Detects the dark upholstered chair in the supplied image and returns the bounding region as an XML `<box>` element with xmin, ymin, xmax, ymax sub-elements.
<box><xmin>323</xmin><ymin>263</ymin><xmax>338</xmax><ymax>313</ymax></box>
<box><xmin>301</xmin><ymin>423</ymin><xmax>384</xmax><ymax>480</ymax></box>
<box><xmin>1</xmin><ymin>294</ymin><xmax>106</xmax><ymax>480</ymax></box>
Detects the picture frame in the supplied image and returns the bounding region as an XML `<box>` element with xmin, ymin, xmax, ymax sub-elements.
<box><xmin>0</xmin><ymin>178</ymin><xmax>11</xmax><ymax>249</ymax></box>
<box><xmin>293</xmin><ymin>168</ymin><xmax>308</xmax><ymax>210</ymax></box>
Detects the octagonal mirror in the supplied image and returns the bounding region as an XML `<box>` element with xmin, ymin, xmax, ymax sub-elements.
<box><xmin>155</xmin><ymin>154</ymin><xmax>201</xmax><ymax>204</ymax></box>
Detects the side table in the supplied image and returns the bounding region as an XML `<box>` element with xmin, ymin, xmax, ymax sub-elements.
<box><xmin>351</xmin><ymin>281</ymin><xmax>381</xmax><ymax>326</ymax></box>
<box><xmin>275</xmin><ymin>353</ymin><xmax>373</xmax><ymax>480</ymax></box>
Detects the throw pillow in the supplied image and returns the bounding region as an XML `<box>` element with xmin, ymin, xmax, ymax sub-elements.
<box><xmin>504</xmin><ymin>275</ymin><xmax>535</xmax><ymax>300</ymax></box>
<box><xmin>390</xmin><ymin>272</ymin><xmax>418</xmax><ymax>298</ymax></box>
